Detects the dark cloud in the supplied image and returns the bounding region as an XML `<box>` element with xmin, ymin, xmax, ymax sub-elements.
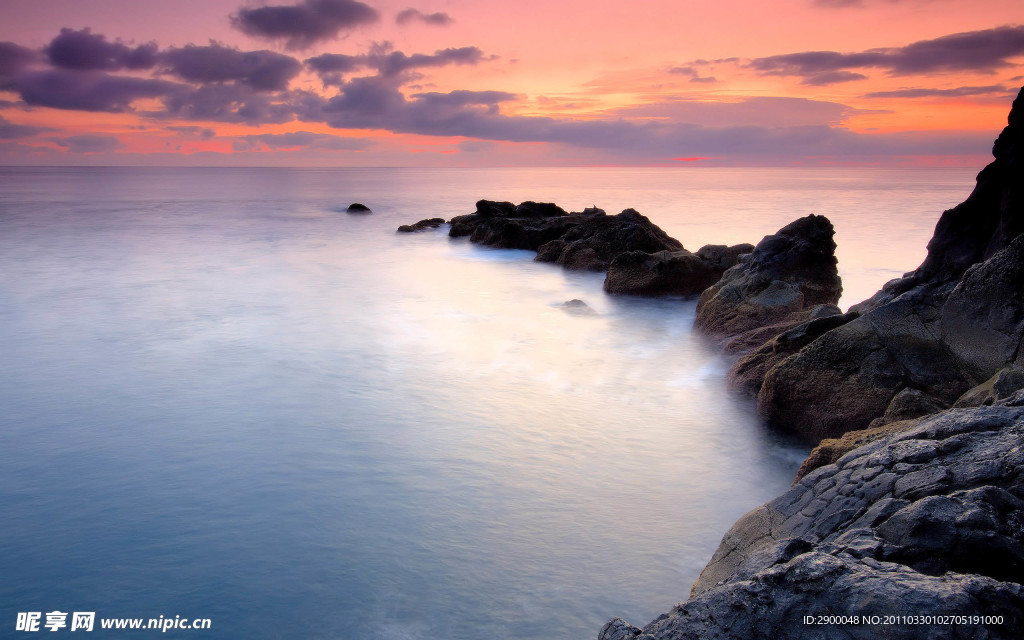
<box><xmin>233</xmin><ymin>130</ymin><xmax>372</xmax><ymax>151</ymax></box>
<box><xmin>372</xmin><ymin>45</ymin><xmax>488</xmax><ymax>76</ymax></box>
<box><xmin>801</xmin><ymin>70</ymin><xmax>868</xmax><ymax>85</ymax></box>
<box><xmin>158</xmin><ymin>84</ymin><xmax>320</xmax><ymax>125</ymax></box>
<box><xmin>395</xmin><ymin>8</ymin><xmax>453</xmax><ymax>26</ymax></box>
<box><xmin>17</xmin><ymin>70</ymin><xmax>185</xmax><ymax>112</ymax></box>
<box><xmin>306</xmin><ymin>44</ymin><xmax>491</xmax><ymax>87</ymax></box>
<box><xmin>166</xmin><ymin>125</ymin><xmax>216</xmax><ymax>139</ymax></box>
<box><xmin>45</xmin><ymin>28</ymin><xmax>157</xmax><ymax>71</ymax></box>
<box><xmin>305</xmin><ymin>52</ymin><xmax>362</xmax><ymax>74</ymax></box>
<box><xmin>50</xmin><ymin>134</ymin><xmax>123</xmax><ymax>152</ymax></box>
<box><xmin>1</xmin><ymin>41</ymin><xmax>39</xmax><ymax>88</ymax></box>
<box><xmin>0</xmin><ymin>114</ymin><xmax>53</xmax><ymax>139</ymax></box>
<box><xmin>667</xmin><ymin>65</ymin><xmax>716</xmax><ymax>82</ymax></box>
<box><xmin>750</xmin><ymin>25</ymin><xmax>1024</xmax><ymax>81</ymax></box>
<box><xmin>231</xmin><ymin>0</ymin><xmax>379</xmax><ymax>50</ymax></box>
<box><xmin>892</xmin><ymin>26</ymin><xmax>1024</xmax><ymax>74</ymax></box>
<box><xmin>864</xmin><ymin>84</ymin><xmax>1011</xmax><ymax>98</ymax></box>
<box><xmin>668</xmin><ymin>66</ymin><xmax>716</xmax><ymax>83</ymax></box>
<box><xmin>160</xmin><ymin>44</ymin><xmax>302</xmax><ymax>92</ymax></box>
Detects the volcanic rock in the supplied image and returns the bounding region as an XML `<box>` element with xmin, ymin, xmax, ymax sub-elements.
<box><xmin>757</xmin><ymin>88</ymin><xmax>1024</xmax><ymax>441</ymax></box>
<box><xmin>604</xmin><ymin>243</ymin><xmax>754</xmax><ymax>296</ymax></box>
<box><xmin>599</xmin><ymin>401</ymin><xmax>1024</xmax><ymax>640</ymax></box>
<box><xmin>397</xmin><ymin>218</ymin><xmax>445</xmax><ymax>232</ymax></box>
<box><xmin>694</xmin><ymin>214</ymin><xmax>842</xmax><ymax>347</ymax></box>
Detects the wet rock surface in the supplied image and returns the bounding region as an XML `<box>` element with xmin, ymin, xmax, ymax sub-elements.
<box><xmin>603</xmin><ymin>243</ymin><xmax>753</xmax><ymax>297</ymax></box>
<box><xmin>599</xmin><ymin>402</ymin><xmax>1024</xmax><ymax>640</ymax></box>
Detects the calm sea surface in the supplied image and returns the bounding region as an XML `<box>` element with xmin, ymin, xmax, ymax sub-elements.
<box><xmin>0</xmin><ymin>166</ymin><xmax>975</xmax><ymax>639</ymax></box>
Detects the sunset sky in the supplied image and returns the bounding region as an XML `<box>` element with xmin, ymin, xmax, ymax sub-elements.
<box><xmin>0</xmin><ymin>0</ymin><xmax>1021</xmax><ymax>166</ymax></box>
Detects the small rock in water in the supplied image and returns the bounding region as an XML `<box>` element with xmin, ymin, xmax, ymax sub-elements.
<box><xmin>397</xmin><ymin>218</ymin><xmax>445</xmax><ymax>232</ymax></box>
<box><xmin>559</xmin><ymin>299</ymin><xmax>596</xmax><ymax>315</ymax></box>
<box><xmin>346</xmin><ymin>202</ymin><xmax>372</xmax><ymax>214</ymax></box>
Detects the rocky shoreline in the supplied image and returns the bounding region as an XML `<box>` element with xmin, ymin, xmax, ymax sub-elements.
<box><xmin>399</xmin><ymin>87</ymin><xmax>1024</xmax><ymax>639</ymax></box>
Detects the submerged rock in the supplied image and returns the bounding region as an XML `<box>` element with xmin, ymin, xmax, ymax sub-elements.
<box><xmin>757</xmin><ymin>88</ymin><xmax>1024</xmax><ymax>441</ymax></box>
<box><xmin>559</xmin><ymin>299</ymin><xmax>596</xmax><ymax>315</ymax></box>
<box><xmin>345</xmin><ymin>202</ymin><xmax>372</xmax><ymax>213</ymax></box>
<box><xmin>600</xmin><ymin>401</ymin><xmax>1024</xmax><ymax>640</ymax></box>
<box><xmin>604</xmin><ymin>243</ymin><xmax>753</xmax><ymax>297</ymax></box>
<box><xmin>397</xmin><ymin>218</ymin><xmax>445</xmax><ymax>233</ymax></box>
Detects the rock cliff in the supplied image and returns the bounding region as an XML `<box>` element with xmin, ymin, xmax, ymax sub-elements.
<box><xmin>600</xmin><ymin>400</ymin><xmax>1024</xmax><ymax>640</ymax></box>
<box><xmin>757</xmin><ymin>87</ymin><xmax>1024</xmax><ymax>441</ymax></box>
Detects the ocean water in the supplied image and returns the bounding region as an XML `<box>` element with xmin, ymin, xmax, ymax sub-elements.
<box><xmin>0</xmin><ymin>166</ymin><xmax>975</xmax><ymax>639</ymax></box>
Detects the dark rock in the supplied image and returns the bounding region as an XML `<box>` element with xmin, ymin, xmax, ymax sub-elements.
<box><xmin>447</xmin><ymin>201</ymin><xmax>683</xmax><ymax>271</ymax></box>
<box><xmin>955</xmin><ymin>366</ymin><xmax>1024</xmax><ymax>407</ymax></box>
<box><xmin>603</xmin><ymin>243</ymin><xmax>753</xmax><ymax>296</ymax></box>
<box><xmin>396</xmin><ymin>218</ymin><xmax>445</xmax><ymax>233</ymax></box>
<box><xmin>448</xmin><ymin>200</ymin><xmax>578</xmax><ymax>250</ymax></box>
<box><xmin>535</xmin><ymin>208</ymin><xmax>682</xmax><ymax>272</ymax></box>
<box><xmin>600</xmin><ymin>404</ymin><xmax>1024</xmax><ymax>640</ymax></box>
<box><xmin>757</xmin><ymin>88</ymin><xmax>1024</xmax><ymax>442</ymax></box>
<box><xmin>728</xmin><ymin>310</ymin><xmax>855</xmax><ymax>396</ymax></box>
<box><xmin>694</xmin><ymin>214</ymin><xmax>842</xmax><ymax>345</ymax></box>
<box><xmin>346</xmin><ymin>202</ymin><xmax>372</xmax><ymax>213</ymax></box>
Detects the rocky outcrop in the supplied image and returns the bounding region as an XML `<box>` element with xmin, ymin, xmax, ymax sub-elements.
<box><xmin>599</xmin><ymin>400</ymin><xmax>1024</xmax><ymax>640</ymax></box>
<box><xmin>397</xmin><ymin>217</ymin><xmax>445</xmax><ymax>232</ymax></box>
<box><xmin>757</xmin><ymin>88</ymin><xmax>1024</xmax><ymax>441</ymax></box>
<box><xmin>533</xmin><ymin>208</ymin><xmax>683</xmax><ymax>271</ymax></box>
<box><xmin>603</xmin><ymin>243</ymin><xmax>753</xmax><ymax>297</ymax></box>
<box><xmin>448</xmin><ymin>200</ymin><xmax>578</xmax><ymax>250</ymax></box>
<box><xmin>728</xmin><ymin>310</ymin><xmax>858</xmax><ymax>396</ymax></box>
<box><xmin>694</xmin><ymin>214</ymin><xmax>843</xmax><ymax>348</ymax></box>
<box><xmin>345</xmin><ymin>202</ymin><xmax>371</xmax><ymax>213</ymax></box>
<box><xmin>445</xmin><ymin>201</ymin><xmax>683</xmax><ymax>271</ymax></box>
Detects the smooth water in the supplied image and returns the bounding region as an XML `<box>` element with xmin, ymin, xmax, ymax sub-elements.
<box><xmin>0</xmin><ymin>166</ymin><xmax>975</xmax><ymax>639</ymax></box>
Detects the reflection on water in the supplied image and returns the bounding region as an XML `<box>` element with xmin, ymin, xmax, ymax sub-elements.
<box><xmin>0</xmin><ymin>167</ymin><xmax>972</xmax><ymax>639</ymax></box>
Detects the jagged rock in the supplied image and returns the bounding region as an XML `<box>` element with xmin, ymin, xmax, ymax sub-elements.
<box><xmin>694</xmin><ymin>215</ymin><xmax>842</xmax><ymax>346</ymax></box>
<box><xmin>757</xmin><ymin>88</ymin><xmax>1024</xmax><ymax>442</ymax></box>
<box><xmin>728</xmin><ymin>310</ymin><xmax>856</xmax><ymax>396</ymax></box>
<box><xmin>955</xmin><ymin>366</ymin><xmax>1024</xmax><ymax>408</ymax></box>
<box><xmin>448</xmin><ymin>200</ymin><xmax>576</xmax><ymax>250</ymax></box>
<box><xmin>447</xmin><ymin>201</ymin><xmax>683</xmax><ymax>271</ymax></box>
<box><xmin>793</xmin><ymin>418</ymin><xmax>923</xmax><ymax>482</ymax></box>
<box><xmin>396</xmin><ymin>218</ymin><xmax>445</xmax><ymax>232</ymax></box>
<box><xmin>600</xmin><ymin>403</ymin><xmax>1024</xmax><ymax>640</ymax></box>
<box><xmin>603</xmin><ymin>243</ymin><xmax>753</xmax><ymax>296</ymax></box>
<box><xmin>535</xmin><ymin>208</ymin><xmax>682</xmax><ymax>272</ymax></box>
<box><xmin>345</xmin><ymin>202</ymin><xmax>372</xmax><ymax>213</ymax></box>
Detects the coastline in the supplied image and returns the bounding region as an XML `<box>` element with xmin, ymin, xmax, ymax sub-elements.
<box><xmin>399</xmin><ymin>87</ymin><xmax>1024</xmax><ymax>639</ymax></box>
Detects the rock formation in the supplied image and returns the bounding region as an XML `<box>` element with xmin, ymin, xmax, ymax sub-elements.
<box><xmin>445</xmin><ymin>201</ymin><xmax>683</xmax><ymax>270</ymax></box>
<box><xmin>693</xmin><ymin>214</ymin><xmax>843</xmax><ymax>349</ymax></box>
<box><xmin>600</xmin><ymin>400</ymin><xmax>1024</xmax><ymax>640</ymax></box>
<box><xmin>397</xmin><ymin>217</ymin><xmax>445</xmax><ymax>232</ymax></box>
<box><xmin>598</xmin><ymin>85</ymin><xmax>1024</xmax><ymax>640</ymax></box>
<box><xmin>603</xmin><ymin>243</ymin><xmax>754</xmax><ymax>297</ymax></box>
<box><xmin>756</xmin><ymin>87</ymin><xmax>1024</xmax><ymax>441</ymax></box>
<box><xmin>345</xmin><ymin>202</ymin><xmax>372</xmax><ymax>213</ymax></box>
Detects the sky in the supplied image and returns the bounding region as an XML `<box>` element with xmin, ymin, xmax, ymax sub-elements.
<box><xmin>0</xmin><ymin>0</ymin><xmax>1021</xmax><ymax>166</ymax></box>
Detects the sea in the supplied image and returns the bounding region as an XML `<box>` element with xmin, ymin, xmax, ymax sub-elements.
<box><xmin>0</xmin><ymin>166</ymin><xmax>977</xmax><ymax>639</ymax></box>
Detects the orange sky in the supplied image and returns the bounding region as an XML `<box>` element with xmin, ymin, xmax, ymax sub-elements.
<box><xmin>0</xmin><ymin>0</ymin><xmax>1021</xmax><ymax>166</ymax></box>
